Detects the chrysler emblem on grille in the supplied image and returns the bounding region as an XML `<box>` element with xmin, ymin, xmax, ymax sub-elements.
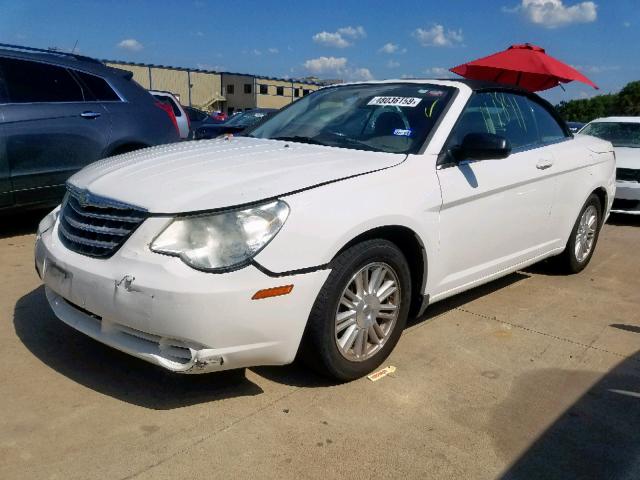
<box><xmin>77</xmin><ymin>192</ymin><xmax>90</xmax><ymax>207</ymax></box>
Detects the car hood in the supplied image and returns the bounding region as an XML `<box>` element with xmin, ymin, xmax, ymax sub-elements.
<box><xmin>69</xmin><ymin>137</ymin><xmax>405</xmax><ymax>213</ymax></box>
<box><xmin>614</xmin><ymin>147</ymin><xmax>640</xmax><ymax>169</ymax></box>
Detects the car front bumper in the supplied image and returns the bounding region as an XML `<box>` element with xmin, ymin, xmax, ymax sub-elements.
<box><xmin>612</xmin><ymin>179</ymin><xmax>640</xmax><ymax>215</ymax></box>
<box><xmin>36</xmin><ymin>216</ymin><xmax>330</xmax><ymax>373</ymax></box>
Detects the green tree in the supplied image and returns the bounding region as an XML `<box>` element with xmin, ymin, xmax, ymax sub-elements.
<box><xmin>614</xmin><ymin>81</ymin><xmax>640</xmax><ymax>116</ymax></box>
<box><xmin>555</xmin><ymin>80</ymin><xmax>640</xmax><ymax>123</ymax></box>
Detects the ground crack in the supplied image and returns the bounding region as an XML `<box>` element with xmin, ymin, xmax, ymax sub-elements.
<box><xmin>118</xmin><ymin>387</ymin><xmax>301</xmax><ymax>480</ymax></box>
<box><xmin>456</xmin><ymin>306</ymin><xmax>640</xmax><ymax>364</ymax></box>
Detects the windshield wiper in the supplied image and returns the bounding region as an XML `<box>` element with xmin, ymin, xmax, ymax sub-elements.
<box><xmin>319</xmin><ymin>132</ymin><xmax>383</xmax><ymax>153</ymax></box>
<box><xmin>271</xmin><ymin>135</ymin><xmax>328</xmax><ymax>146</ymax></box>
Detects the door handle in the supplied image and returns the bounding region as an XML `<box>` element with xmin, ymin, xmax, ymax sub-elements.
<box><xmin>536</xmin><ymin>159</ymin><xmax>554</xmax><ymax>170</ymax></box>
<box><xmin>80</xmin><ymin>111</ymin><xmax>101</xmax><ymax>119</ymax></box>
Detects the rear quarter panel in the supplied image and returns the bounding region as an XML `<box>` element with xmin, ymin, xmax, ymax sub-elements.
<box><xmin>104</xmin><ymin>79</ymin><xmax>179</xmax><ymax>153</ymax></box>
<box><xmin>549</xmin><ymin>135</ymin><xmax>615</xmax><ymax>243</ymax></box>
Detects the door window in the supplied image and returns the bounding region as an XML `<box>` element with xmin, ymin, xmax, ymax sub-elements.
<box><xmin>74</xmin><ymin>71</ymin><xmax>121</xmax><ymax>101</ymax></box>
<box><xmin>527</xmin><ymin>99</ymin><xmax>568</xmax><ymax>144</ymax></box>
<box><xmin>0</xmin><ymin>57</ymin><xmax>85</xmax><ymax>103</ymax></box>
<box><xmin>449</xmin><ymin>91</ymin><xmax>540</xmax><ymax>151</ymax></box>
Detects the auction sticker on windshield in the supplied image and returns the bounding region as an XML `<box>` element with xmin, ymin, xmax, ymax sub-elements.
<box><xmin>368</xmin><ymin>96</ymin><xmax>422</xmax><ymax>107</ymax></box>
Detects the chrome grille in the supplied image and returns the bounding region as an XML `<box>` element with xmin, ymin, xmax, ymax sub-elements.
<box><xmin>58</xmin><ymin>186</ymin><xmax>148</xmax><ymax>258</ymax></box>
<box><xmin>616</xmin><ymin>168</ymin><xmax>640</xmax><ymax>183</ymax></box>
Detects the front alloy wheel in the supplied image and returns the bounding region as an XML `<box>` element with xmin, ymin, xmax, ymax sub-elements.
<box><xmin>335</xmin><ymin>263</ymin><xmax>401</xmax><ymax>362</ymax></box>
<box><xmin>301</xmin><ymin>239</ymin><xmax>411</xmax><ymax>381</ymax></box>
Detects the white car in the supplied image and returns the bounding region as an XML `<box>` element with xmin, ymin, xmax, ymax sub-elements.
<box><xmin>149</xmin><ymin>90</ymin><xmax>190</xmax><ymax>139</ymax></box>
<box><xmin>579</xmin><ymin>117</ymin><xmax>640</xmax><ymax>214</ymax></box>
<box><xmin>35</xmin><ymin>80</ymin><xmax>615</xmax><ymax>380</ymax></box>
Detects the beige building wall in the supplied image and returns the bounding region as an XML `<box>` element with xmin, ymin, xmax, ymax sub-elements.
<box><xmin>221</xmin><ymin>74</ymin><xmax>256</xmax><ymax>113</ymax></box>
<box><xmin>256</xmin><ymin>78</ymin><xmax>321</xmax><ymax>109</ymax></box>
<box><xmin>148</xmin><ymin>68</ymin><xmax>189</xmax><ymax>104</ymax></box>
<box><xmin>189</xmin><ymin>71</ymin><xmax>223</xmax><ymax>110</ymax></box>
<box><xmin>105</xmin><ymin>62</ymin><xmax>321</xmax><ymax>113</ymax></box>
<box><xmin>106</xmin><ymin>62</ymin><xmax>151</xmax><ymax>89</ymax></box>
<box><xmin>292</xmin><ymin>81</ymin><xmax>321</xmax><ymax>96</ymax></box>
<box><xmin>256</xmin><ymin>78</ymin><xmax>292</xmax><ymax>109</ymax></box>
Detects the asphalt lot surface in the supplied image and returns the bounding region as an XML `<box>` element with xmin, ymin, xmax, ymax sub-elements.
<box><xmin>1</xmin><ymin>211</ymin><xmax>638</xmax><ymax>480</ymax></box>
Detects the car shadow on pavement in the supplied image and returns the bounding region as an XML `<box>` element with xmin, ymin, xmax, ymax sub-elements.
<box><xmin>14</xmin><ymin>271</ymin><xmax>533</xmax><ymax>397</ymax></box>
<box><xmin>257</xmin><ymin>271</ymin><xmax>531</xmax><ymax>388</ymax></box>
<box><xmin>0</xmin><ymin>208</ymin><xmax>49</xmax><ymax>239</ymax></box>
<box><xmin>607</xmin><ymin>213</ymin><xmax>640</xmax><ymax>227</ymax></box>
<box><xmin>497</xmin><ymin>350</ymin><xmax>640</xmax><ymax>480</ymax></box>
<box><xmin>252</xmin><ymin>363</ymin><xmax>337</xmax><ymax>389</ymax></box>
<box><xmin>13</xmin><ymin>286</ymin><xmax>263</xmax><ymax>410</ymax></box>
<box><xmin>610</xmin><ymin>323</ymin><xmax>640</xmax><ymax>334</ymax></box>
<box><xmin>408</xmin><ymin>271</ymin><xmax>531</xmax><ymax>328</ymax></box>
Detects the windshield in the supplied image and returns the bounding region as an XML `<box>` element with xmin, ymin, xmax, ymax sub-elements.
<box><xmin>581</xmin><ymin>122</ymin><xmax>640</xmax><ymax>148</ymax></box>
<box><xmin>248</xmin><ymin>83</ymin><xmax>455</xmax><ymax>154</ymax></box>
<box><xmin>226</xmin><ymin>110</ymin><xmax>269</xmax><ymax>127</ymax></box>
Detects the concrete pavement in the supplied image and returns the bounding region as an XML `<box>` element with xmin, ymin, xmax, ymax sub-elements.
<box><xmin>1</xmin><ymin>212</ymin><xmax>638</xmax><ymax>479</ymax></box>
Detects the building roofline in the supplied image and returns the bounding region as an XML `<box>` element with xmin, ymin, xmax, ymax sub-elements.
<box><xmin>102</xmin><ymin>59</ymin><xmax>324</xmax><ymax>86</ymax></box>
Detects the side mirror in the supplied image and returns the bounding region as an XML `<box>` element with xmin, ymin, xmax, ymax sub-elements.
<box><xmin>453</xmin><ymin>132</ymin><xmax>512</xmax><ymax>161</ymax></box>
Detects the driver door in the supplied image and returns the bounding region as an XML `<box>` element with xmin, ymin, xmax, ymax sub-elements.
<box><xmin>432</xmin><ymin>91</ymin><xmax>557</xmax><ymax>298</ymax></box>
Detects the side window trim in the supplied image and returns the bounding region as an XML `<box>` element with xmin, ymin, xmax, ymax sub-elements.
<box><xmin>437</xmin><ymin>90</ymin><xmax>484</xmax><ymax>166</ymax></box>
<box><xmin>438</xmin><ymin>89</ymin><xmax>568</xmax><ymax>168</ymax></box>
<box><xmin>0</xmin><ymin>56</ymin><xmax>120</xmax><ymax>105</ymax></box>
<box><xmin>65</xmin><ymin>67</ymin><xmax>89</xmax><ymax>102</ymax></box>
<box><xmin>0</xmin><ymin>56</ymin><xmax>84</xmax><ymax>104</ymax></box>
<box><xmin>525</xmin><ymin>96</ymin><xmax>572</xmax><ymax>146</ymax></box>
<box><xmin>70</xmin><ymin>68</ymin><xmax>126</xmax><ymax>103</ymax></box>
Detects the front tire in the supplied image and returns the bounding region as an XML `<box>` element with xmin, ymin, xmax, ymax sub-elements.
<box><xmin>300</xmin><ymin>239</ymin><xmax>412</xmax><ymax>381</ymax></box>
<box><xmin>555</xmin><ymin>194</ymin><xmax>602</xmax><ymax>273</ymax></box>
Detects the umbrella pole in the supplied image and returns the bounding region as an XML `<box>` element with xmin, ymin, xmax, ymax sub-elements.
<box><xmin>516</xmin><ymin>71</ymin><xmax>522</xmax><ymax>87</ymax></box>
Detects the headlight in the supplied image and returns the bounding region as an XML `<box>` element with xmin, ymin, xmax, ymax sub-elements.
<box><xmin>150</xmin><ymin>200</ymin><xmax>289</xmax><ymax>272</ymax></box>
<box><xmin>37</xmin><ymin>205</ymin><xmax>61</xmax><ymax>236</ymax></box>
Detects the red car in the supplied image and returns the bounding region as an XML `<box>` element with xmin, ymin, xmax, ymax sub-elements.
<box><xmin>210</xmin><ymin>111</ymin><xmax>228</xmax><ymax>123</ymax></box>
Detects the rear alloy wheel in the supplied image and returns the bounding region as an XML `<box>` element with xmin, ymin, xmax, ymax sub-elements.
<box><xmin>574</xmin><ymin>205</ymin><xmax>599</xmax><ymax>264</ymax></box>
<box><xmin>555</xmin><ymin>194</ymin><xmax>602</xmax><ymax>273</ymax></box>
<box><xmin>301</xmin><ymin>239</ymin><xmax>411</xmax><ymax>381</ymax></box>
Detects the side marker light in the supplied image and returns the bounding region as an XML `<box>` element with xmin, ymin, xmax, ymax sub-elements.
<box><xmin>252</xmin><ymin>285</ymin><xmax>294</xmax><ymax>300</ymax></box>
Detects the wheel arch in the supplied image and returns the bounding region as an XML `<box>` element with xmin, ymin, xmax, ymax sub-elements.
<box><xmin>332</xmin><ymin>225</ymin><xmax>428</xmax><ymax>317</ymax></box>
<box><xmin>591</xmin><ymin>186</ymin><xmax>608</xmax><ymax>223</ymax></box>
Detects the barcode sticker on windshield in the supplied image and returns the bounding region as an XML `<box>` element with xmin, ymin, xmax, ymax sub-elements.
<box><xmin>368</xmin><ymin>96</ymin><xmax>422</xmax><ymax>107</ymax></box>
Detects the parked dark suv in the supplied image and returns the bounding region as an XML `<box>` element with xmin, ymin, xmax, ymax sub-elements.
<box><xmin>0</xmin><ymin>44</ymin><xmax>180</xmax><ymax>212</ymax></box>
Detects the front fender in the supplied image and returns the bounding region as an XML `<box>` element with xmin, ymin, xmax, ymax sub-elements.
<box><xmin>252</xmin><ymin>157</ymin><xmax>441</xmax><ymax>279</ymax></box>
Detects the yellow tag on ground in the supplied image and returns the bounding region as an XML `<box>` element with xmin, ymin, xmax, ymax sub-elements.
<box><xmin>367</xmin><ymin>366</ymin><xmax>396</xmax><ymax>382</ymax></box>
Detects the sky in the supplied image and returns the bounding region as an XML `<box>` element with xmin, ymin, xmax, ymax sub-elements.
<box><xmin>1</xmin><ymin>0</ymin><xmax>639</xmax><ymax>104</ymax></box>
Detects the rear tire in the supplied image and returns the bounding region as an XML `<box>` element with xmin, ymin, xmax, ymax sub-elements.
<box><xmin>554</xmin><ymin>194</ymin><xmax>602</xmax><ymax>274</ymax></box>
<box><xmin>300</xmin><ymin>239</ymin><xmax>411</xmax><ymax>381</ymax></box>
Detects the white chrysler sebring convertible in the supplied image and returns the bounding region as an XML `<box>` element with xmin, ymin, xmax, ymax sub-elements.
<box><xmin>35</xmin><ymin>80</ymin><xmax>615</xmax><ymax>380</ymax></box>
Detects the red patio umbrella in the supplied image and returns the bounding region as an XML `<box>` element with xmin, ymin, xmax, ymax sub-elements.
<box><xmin>450</xmin><ymin>43</ymin><xmax>598</xmax><ymax>92</ymax></box>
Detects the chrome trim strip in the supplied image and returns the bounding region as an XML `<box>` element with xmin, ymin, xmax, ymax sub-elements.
<box><xmin>66</xmin><ymin>184</ymin><xmax>147</xmax><ymax>212</ymax></box>
<box><xmin>58</xmin><ymin>223</ymin><xmax>118</xmax><ymax>249</ymax></box>
<box><xmin>63</xmin><ymin>215</ymin><xmax>129</xmax><ymax>236</ymax></box>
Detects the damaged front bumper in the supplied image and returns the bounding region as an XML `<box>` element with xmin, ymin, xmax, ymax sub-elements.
<box><xmin>36</xmin><ymin>216</ymin><xmax>329</xmax><ymax>374</ymax></box>
<box><xmin>45</xmin><ymin>287</ymin><xmax>226</xmax><ymax>373</ymax></box>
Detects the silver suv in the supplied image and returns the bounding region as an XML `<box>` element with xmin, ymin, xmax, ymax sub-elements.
<box><xmin>0</xmin><ymin>44</ymin><xmax>180</xmax><ymax>212</ymax></box>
